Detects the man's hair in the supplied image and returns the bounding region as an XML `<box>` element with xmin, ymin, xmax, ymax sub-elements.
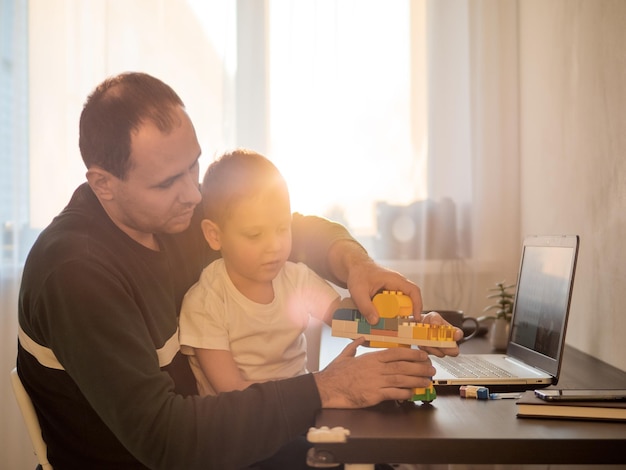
<box><xmin>79</xmin><ymin>72</ymin><xmax>185</xmax><ymax>179</ymax></box>
<box><xmin>201</xmin><ymin>149</ymin><xmax>289</xmax><ymax>225</ymax></box>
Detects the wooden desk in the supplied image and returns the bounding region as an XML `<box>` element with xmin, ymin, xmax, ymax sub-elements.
<box><xmin>309</xmin><ymin>338</ymin><xmax>626</xmax><ymax>466</ymax></box>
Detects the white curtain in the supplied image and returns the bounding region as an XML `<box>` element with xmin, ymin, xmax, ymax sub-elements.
<box><xmin>262</xmin><ymin>0</ymin><xmax>521</xmax><ymax>316</ymax></box>
<box><xmin>410</xmin><ymin>0</ymin><xmax>521</xmax><ymax>315</ymax></box>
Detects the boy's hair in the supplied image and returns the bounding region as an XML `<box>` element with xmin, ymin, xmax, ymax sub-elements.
<box><xmin>201</xmin><ymin>149</ymin><xmax>289</xmax><ymax>225</ymax></box>
<box><xmin>79</xmin><ymin>72</ymin><xmax>185</xmax><ymax>180</ymax></box>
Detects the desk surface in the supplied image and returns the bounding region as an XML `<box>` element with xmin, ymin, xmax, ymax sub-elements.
<box><xmin>311</xmin><ymin>338</ymin><xmax>626</xmax><ymax>465</ymax></box>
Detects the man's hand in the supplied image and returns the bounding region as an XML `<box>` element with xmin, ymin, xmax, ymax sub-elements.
<box><xmin>327</xmin><ymin>240</ymin><xmax>423</xmax><ymax>324</ymax></box>
<box><xmin>326</xmin><ymin>240</ymin><xmax>461</xmax><ymax>358</ymax></box>
<box><xmin>313</xmin><ymin>338</ymin><xmax>435</xmax><ymax>408</ymax></box>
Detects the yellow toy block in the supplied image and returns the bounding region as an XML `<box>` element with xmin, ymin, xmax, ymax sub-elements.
<box><xmin>372</xmin><ymin>290</ymin><xmax>412</xmax><ymax>318</ymax></box>
<box><xmin>437</xmin><ymin>325</ymin><xmax>455</xmax><ymax>342</ymax></box>
<box><xmin>412</xmin><ymin>323</ymin><xmax>430</xmax><ymax>340</ymax></box>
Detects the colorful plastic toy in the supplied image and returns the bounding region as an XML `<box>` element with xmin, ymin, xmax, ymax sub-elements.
<box><xmin>331</xmin><ymin>291</ymin><xmax>456</xmax><ymax>349</ymax></box>
<box><xmin>331</xmin><ymin>290</ymin><xmax>457</xmax><ymax>403</ymax></box>
<box><xmin>411</xmin><ymin>383</ymin><xmax>438</xmax><ymax>402</ymax></box>
<box><xmin>307</xmin><ymin>425</ymin><xmax>350</xmax><ymax>443</ymax></box>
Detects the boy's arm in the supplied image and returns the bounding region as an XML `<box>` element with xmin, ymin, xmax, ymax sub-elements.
<box><xmin>195</xmin><ymin>348</ymin><xmax>254</xmax><ymax>393</ymax></box>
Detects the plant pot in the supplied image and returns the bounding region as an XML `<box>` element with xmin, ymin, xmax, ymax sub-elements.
<box><xmin>489</xmin><ymin>318</ymin><xmax>510</xmax><ymax>351</ymax></box>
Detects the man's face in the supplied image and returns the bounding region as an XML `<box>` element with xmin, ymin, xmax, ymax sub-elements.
<box><xmin>105</xmin><ymin>107</ymin><xmax>202</xmax><ymax>248</ymax></box>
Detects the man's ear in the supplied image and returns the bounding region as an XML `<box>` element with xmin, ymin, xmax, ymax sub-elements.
<box><xmin>86</xmin><ymin>166</ymin><xmax>116</xmax><ymax>201</ymax></box>
<box><xmin>201</xmin><ymin>219</ymin><xmax>222</xmax><ymax>251</ymax></box>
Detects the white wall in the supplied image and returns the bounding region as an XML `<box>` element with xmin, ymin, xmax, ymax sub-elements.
<box><xmin>518</xmin><ymin>0</ymin><xmax>626</xmax><ymax>370</ymax></box>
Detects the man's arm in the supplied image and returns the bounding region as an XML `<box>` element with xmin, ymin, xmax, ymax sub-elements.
<box><xmin>23</xmin><ymin>260</ymin><xmax>319</xmax><ymax>470</ymax></box>
<box><xmin>326</xmin><ymin>239</ymin><xmax>423</xmax><ymax>322</ymax></box>
<box><xmin>290</xmin><ymin>214</ymin><xmax>423</xmax><ymax>322</ymax></box>
<box><xmin>291</xmin><ymin>213</ymin><xmax>422</xmax><ymax>323</ymax></box>
<box><xmin>289</xmin><ymin>213</ymin><xmax>355</xmax><ymax>286</ymax></box>
<box><xmin>290</xmin><ymin>214</ymin><xmax>462</xmax><ymax>356</ymax></box>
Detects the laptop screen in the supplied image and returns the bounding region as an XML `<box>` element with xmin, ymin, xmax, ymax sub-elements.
<box><xmin>508</xmin><ymin>235</ymin><xmax>579</xmax><ymax>378</ymax></box>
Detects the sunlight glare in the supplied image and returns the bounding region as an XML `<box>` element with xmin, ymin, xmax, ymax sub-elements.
<box><xmin>268</xmin><ymin>0</ymin><xmax>426</xmax><ymax>235</ymax></box>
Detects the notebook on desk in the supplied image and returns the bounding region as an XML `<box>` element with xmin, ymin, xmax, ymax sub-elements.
<box><xmin>432</xmin><ymin>235</ymin><xmax>580</xmax><ymax>391</ymax></box>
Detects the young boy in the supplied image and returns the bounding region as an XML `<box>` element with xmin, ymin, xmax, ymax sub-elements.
<box><xmin>179</xmin><ymin>149</ymin><xmax>341</xmax><ymax>396</ymax></box>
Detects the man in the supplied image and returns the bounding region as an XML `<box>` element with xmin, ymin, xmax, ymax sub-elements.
<box><xmin>17</xmin><ymin>72</ymin><xmax>461</xmax><ymax>469</ymax></box>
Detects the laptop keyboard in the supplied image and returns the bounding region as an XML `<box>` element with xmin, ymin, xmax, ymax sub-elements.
<box><xmin>434</xmin><ymin>356</ymin><xmax>516</xmax><ymax>378</ymax></box>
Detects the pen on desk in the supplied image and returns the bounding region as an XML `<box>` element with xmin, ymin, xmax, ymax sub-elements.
<box><xmin>489</xmin><ymin>392</ymin><xmax>522</xmax><ymax>400</ymax></box>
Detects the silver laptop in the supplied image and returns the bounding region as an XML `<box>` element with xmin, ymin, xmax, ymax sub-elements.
<box><xmin>432</xmin><ymin>235</ymin><xmax>579</xmax><ymax>390</ymax></box>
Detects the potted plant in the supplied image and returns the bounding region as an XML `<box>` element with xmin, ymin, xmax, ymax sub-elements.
<box><xmin>477</xmin><ymin>281</ymin><xmax>515</xmax><ymax>351</ymax></box>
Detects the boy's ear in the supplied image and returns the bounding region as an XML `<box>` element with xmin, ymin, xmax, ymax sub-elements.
<box><xmin>86</xmin><ymin>166</ymin><xmax>116</xmax><ymax>201</ymax></box>
<box><xmin>201</xmin><ymin>219</ymin><xmax>222</xmax><ymax>251</ymax></box>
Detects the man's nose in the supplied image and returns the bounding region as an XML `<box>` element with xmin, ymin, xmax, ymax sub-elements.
<box><xmin>181</xmin><ymin>174</ymin><xmax>201</xmax><ymax>205</ymax></box>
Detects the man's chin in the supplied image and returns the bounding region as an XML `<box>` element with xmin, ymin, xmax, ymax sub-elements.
<box><xmin>158</xmin><ymin>206</ymin><xmax>197</xmax><ymax>234</ymax></box>
<box><xmin>164</xmin><ymin>218</ymin><xmax>193</xmax><ymax>234</ymax></box>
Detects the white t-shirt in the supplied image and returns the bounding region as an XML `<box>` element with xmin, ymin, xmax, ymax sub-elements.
<box><xmin>179</xmin><ymin>259</ymin><xmax>340</xmax><ymax>396</ymax></box>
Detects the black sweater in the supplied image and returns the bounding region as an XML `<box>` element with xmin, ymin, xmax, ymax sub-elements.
<box><xmin>17</xmin><ymin>183</ymin><xmax>351</xmax><ymax>469</ymax></box>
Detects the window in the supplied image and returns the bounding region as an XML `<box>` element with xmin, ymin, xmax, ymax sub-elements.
<box><xmin>3</xmin><ymin>0</ymin><xmax>476</xmax><ymax>271</ymax></box>
<box><xmin>267</xmin><ymin>0</ymin><xmax>431</xmax><ymax>259</ymax></box>
<box><xmin>0</xmin><ymin>0</ymin><xmax>30</xmax><ymax>269</ymax></box>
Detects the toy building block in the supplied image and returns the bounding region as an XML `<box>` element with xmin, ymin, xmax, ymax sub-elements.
<box><xmin>307</xmin><ymin>426</ymin><xmax>350</xmax><ymax>443</ymax></box>
<box><xmin>331</xmin><ymin>291</ymin><xmax>456</xmax><ymax>349</ymax></box>
<box><xmin>331</xmin><ymin>291</ymin><xmax>456</xmax><ymax>403</ymax></box>
<box><xmin>372</xmin><ymin>290</ymin><xmax>412</xmax><ymax>318</ymax></box>
<box><xmin>412</xmin><ymin>384</ymin><xmax>437</xmax><ymax>402</ymax></box>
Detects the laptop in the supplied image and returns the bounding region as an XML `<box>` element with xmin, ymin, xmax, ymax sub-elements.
<box><xmin>431</xmin><ymin>234</ymin><xmax>579</xmax><ymax>391</ymax></box>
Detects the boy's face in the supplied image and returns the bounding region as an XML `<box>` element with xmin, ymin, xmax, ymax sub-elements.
<box><xmin>205</xmin><ymin>185</ymin><xmax>292</xmax><ymax>291</ymax></box>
